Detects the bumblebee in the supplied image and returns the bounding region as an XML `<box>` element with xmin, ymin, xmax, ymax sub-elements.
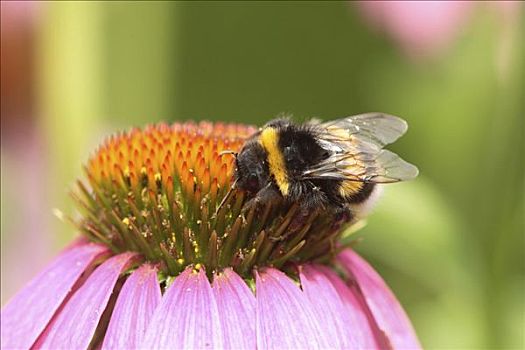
<box><xmin>226</xmin><ymin>113</ymin><xmax>418</xmax><ymax>217</ymax></box>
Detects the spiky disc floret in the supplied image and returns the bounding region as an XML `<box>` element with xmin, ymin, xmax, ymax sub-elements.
<box><xmin>72</xmin><ymin>121</ymin><xmax>351</xmax><ymax>279</ymax></box>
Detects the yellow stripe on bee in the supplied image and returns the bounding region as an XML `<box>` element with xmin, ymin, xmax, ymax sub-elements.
<box><xmin>339</xmin><ymin>180</ymin><xmax>363</xmax><ymax>198</ymax></box>
<box><xmin>259</xmin><ymin>127</ymin><xmax>289</xmax><ymax>196</ymax></box>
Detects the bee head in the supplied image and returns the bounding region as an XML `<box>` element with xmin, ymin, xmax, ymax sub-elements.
<box><xmin>235</xmin><ymin>141</ymin><xmax>269</xmax><ymax>194</ymax></box>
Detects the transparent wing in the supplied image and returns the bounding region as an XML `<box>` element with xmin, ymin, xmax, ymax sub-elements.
<box><xmin>301</xmin><ymin>113</ymin><xmax>418</xmax><ymax>183</ymax></box>
<box><xmin>320</xmin><ymin>113</ymin><xmax>408</xmax><ymax>149</ymax></box>
<box><xmin>301</xmin><ymin>149</ymin><xmax>419</xmax><ymax>183</ymax></box>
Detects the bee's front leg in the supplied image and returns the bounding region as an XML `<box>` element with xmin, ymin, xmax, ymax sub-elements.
<box><xmin>241</xmin><ymin>183</ymin><xmax>281</xmax><ymax>215</ymax></box>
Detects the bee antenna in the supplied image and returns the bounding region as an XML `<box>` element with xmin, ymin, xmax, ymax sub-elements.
<box><xmin>214</xmin><ymin>178</ymin><xmax>238</xmax><ymax>218</ymax></box>
<box><xmin>219</xmin><ymin>150</ymin><xmax>238</xmax><ymax>158</ymax></box>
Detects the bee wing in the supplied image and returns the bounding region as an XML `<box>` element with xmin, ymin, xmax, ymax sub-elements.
<box><xmin>302</xmin><ymin>113</ymin><xmax>418</xmax><ymax>183</ymax></box>
<box><xmin>301</xmin><ymin>149</ymin><xmax>419</xmax><ymax>183</ymax></box>
<box><xmin>320</xmin><ymin>113</ymin><xmax>408</xmax><ymax>148</ymax></box>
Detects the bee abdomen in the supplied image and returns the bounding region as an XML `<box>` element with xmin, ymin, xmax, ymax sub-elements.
<box><xmin>346</xmin><ymin>182</ymin><xmax>375</xmax><ymax>204</ymax></box>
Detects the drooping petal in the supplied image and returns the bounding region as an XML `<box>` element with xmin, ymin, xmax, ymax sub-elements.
<box><xmin>323</xmin><ymin>268</ymin><xmax>388</xmax><ymax>349</ymax></box>
<box><xmin>212</xmin><ymin>268</ymin><xmax>256</xmax><ymax>349</ymax></box>
<box><xmin>101</xmin><ymin>264</ymin><xmax>161</xmax><ymax>349</ymax></box>
<box><xmin>300</xmin><ymin>264</ymin><xmax>380</xmax><ymax>349</ymax></box>
<box><xmin>141</xmin><ymin>268</ymin><xmax>224</xmax><ymax>349</ymax></box>
<box><xmin>0</xmin><ymin>242</ymin><xmax>109</xmax><ymax>350</ymax></box>
<box><xmin>255</xmin><ymin>268</ymin><xmax>331</xmax><ymax>349</ymax></box>
<box><xmin>339</xmin><ymin>249</ymin><xmax>422</xmax><ymax>350</ymax></box>
<box><xmin>34</xmin><ymin>252</ymin><xmax>137</xmax><ymax>349</ymax></box>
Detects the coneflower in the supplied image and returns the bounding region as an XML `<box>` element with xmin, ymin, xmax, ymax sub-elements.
<box><xmin>1</xmin><ymin>121</ymin><xmax>421</xmax><ymax>349</ymax></box>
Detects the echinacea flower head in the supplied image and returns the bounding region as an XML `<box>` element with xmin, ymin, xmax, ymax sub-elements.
<box><xmin>1</xmin><ymin>121</ymin><xmax>421</xmax><ymax>349</ymax></box>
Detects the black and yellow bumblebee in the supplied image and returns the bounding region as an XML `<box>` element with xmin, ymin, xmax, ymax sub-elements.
<box><xmin>226</xmin><ymin>113</ymin><xmax>418</xmax><ymax>218</ymax></box>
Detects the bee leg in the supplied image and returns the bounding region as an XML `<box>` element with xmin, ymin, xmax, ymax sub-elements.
<box><xmin>334</xmin><ymin>207</ymin><xmax>352</xmax><ymax>222</ymax></box>
<box><xmin>287</xmin><ymin>187</ymin><xmax>326</xmax><ymax>232</ymax></box>
<box><xmin>330</xmin><ymin>207</ymin><xmax>354</xmax><ymax>230</ymax></box>
<box><xmin>240</xmin><ymin>197</ymin><xmax>259</xmax><ymax>218</ymax></box>
<box><xmin>241</xmin><ymin>184</ymin><xmax>280</xmax><ymax>216</ymax></box>
<box><xmin>288</xmin><ymin>206</ymin><xmax>318</xmax><ymax>233</ymax></box>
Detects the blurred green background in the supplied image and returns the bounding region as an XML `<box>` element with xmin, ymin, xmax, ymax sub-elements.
<box><xmin>1</xmin><ymin>2</ymin><xmax>523</xmax><ymax>349</ymax></box>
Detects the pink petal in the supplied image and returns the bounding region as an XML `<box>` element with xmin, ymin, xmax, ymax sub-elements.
<box><xmin>255</xmin><ymin>268</ymin><xmax>331</xmax><ymax>349</ymax></box>
<box><xmin>300</xmin><ymin>264</ymin><xmax>380</xmax><ymax>349</ymax></box>
<box><xmin>34</xmin><ymin>252</ymin><xmax>137</xmax><ymax>349</ymax></box>
<box><xmin>318</xmin><ymin>264</ymin><xmax>385</xmax><ymax>348</ymax></box>
<box><xmin>212</xmin><ymin>268</ymin><xmax>256</xmax><ymax>349</ymax></box>
<box><xmin>0</xmin><ymin>242</ymin><xmax>109</xmax><ymax>350</ymax></box>
<box><xmin>141</xmin><ymin>268</ymin><xmax>224</xmax><ymax>348</ymax></box>
<box><xmin>339</xmin><ymin>249</ymin><xmax>422</xmax><ymax>350</ymax></box>
<box><xmin>101</xmin><ymin>264</ymin><xmax>161</xmax><ymax>349</ymax></box>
